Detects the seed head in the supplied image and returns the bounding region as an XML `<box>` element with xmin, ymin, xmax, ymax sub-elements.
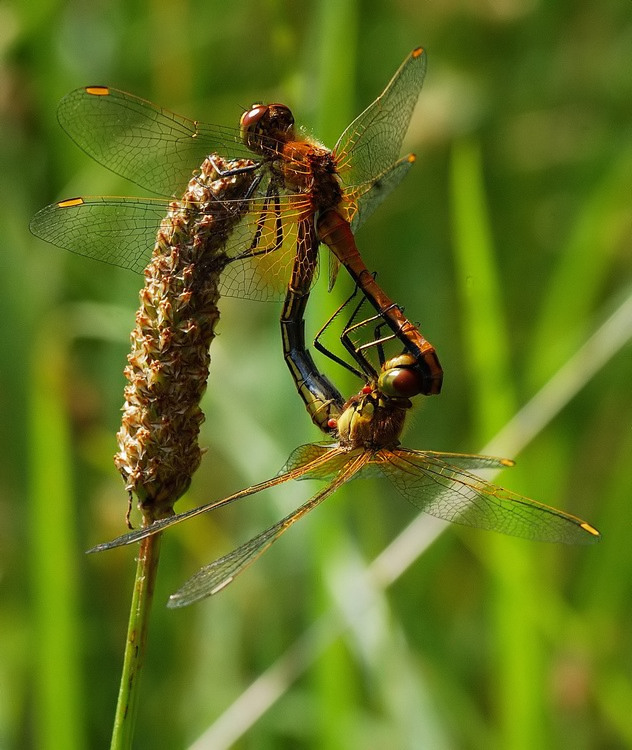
<box><xmin>115</xmin><ymin>156</ymin><xmax>257</xmax><ymax>522</ymax></box>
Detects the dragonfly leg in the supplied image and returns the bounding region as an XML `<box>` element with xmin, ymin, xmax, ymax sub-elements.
<box><xmin>125</xmin><ymin>490</ymin><xmax>134</xmax><ymax>529</ymax></box>
<box><xmin>340</xmin><ymin>301</ymin><xmax>403</xmax><ymax>379</ymax></box>
<box><xmin>208</xmin><ymin>154</ymin><xmax>262</xmax><ymax>178</ymax></box>
<box><xmin>233</xmin><ymin>181</ymin><xmax>285</xmax><ymax>260</ymax></box>
<box><xmin>313</xmin><ymin>288</ymin><xmax>367</xmax><ymax>380</ymax></box>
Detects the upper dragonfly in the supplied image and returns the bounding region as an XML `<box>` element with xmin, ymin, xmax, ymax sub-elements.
<box><xmin>30</xmin><ymin>48</ymin><xmax>443</xmax><ymax>429</ymax></box>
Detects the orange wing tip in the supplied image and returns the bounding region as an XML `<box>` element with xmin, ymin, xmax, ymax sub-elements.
<box><xmin>407</xmin><ymin>154</ymin><xmax>416</xmax><ymax>164</ymax></box>
<box><xmin>412</xmin><ymin>47</ymin><xmax>424</xmax><ymax>59</ymax></box>
<box><xmin>500</xmin><ymin>458</ymin><xmax>515</xmax><ymax>467</ymax></box>
<box><xmin>57</xmin><ymin>197</ymin><xmax>84</xmax><ymax>208</ymax></box>
<box><xmin>85</xmin><ymin>86</ymin><xmax>110</xmax><ymax>96</ymax></box>
<box><xmin>581</xmin><ymin>522</ymin><xmax>600</xmax><ymax>539</ymax></box>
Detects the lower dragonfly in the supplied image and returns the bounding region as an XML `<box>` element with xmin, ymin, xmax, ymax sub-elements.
<box><xmin>88</xmin><ymin>305</ymin><xmax>600</xmax><ymax>606</ymax></box>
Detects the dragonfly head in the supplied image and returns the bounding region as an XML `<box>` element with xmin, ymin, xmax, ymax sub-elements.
<box><xmin>338</xmin><ymin>378</ymin><xmax>412</xmax><ymax>450</ymax></box>
<box><xmin>240</xmin><ymin>103</ymin><xmax>295</xmax><ymax>157</ymax></box>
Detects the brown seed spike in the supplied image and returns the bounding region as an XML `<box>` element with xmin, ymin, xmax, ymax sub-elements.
<box><xmin>114</xmin><ymin>155</ymin><xmax>257</xmax><ymax>522</ymax></box>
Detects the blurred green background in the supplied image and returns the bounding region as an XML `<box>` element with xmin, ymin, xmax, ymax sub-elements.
<box><xmin>1</xmin><ymin>0</ymin><xmax>631</xmax><ymax>747</ymax></box>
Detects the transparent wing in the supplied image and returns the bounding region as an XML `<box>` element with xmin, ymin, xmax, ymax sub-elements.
<box><xmin>281</xmin><ymin>443</ymin><xmax>363</xmax><ymax>481</ymax></box>
<box><xmin>349</xmin><ymin>155</ymin><xmax>416</xmax><ymax>233</ymax></box>
<box><xmin>334</xmin><ymin>47</ymin><xmax>427</xmax><ymax>191</ymax></box>
<box><xmin>325</xmin><ymin>154</ymin><xmax>416</xmax><ymax>290</ymax></box>
<box><xmin>282</xmin><ymin>445</ymin><xmax>385</xmax><ymax>482</ymax></box>
<box><xmin>402</xmin><ymin>448</ymin><xmax>516</xmax><ymax>471</ymax></box>
<box><xmin>87</xmin><ymin>444</ymin><xmax>346</xmax><ymax>553</ymax></box>
<box><xmin>57</xmin><ymin>86</ymin><xmax>254</xmax><ymax>196</ymax></box>
<box><xmin>30</xmin><ymin>193</ymin><xmax>313</xmax><ymax>302</ymax></box>
<box><xmin>377</xmin><ymin>449</ymin><xmax>600</xmax><ymax>544</ymax></box>
<box><xmin>220</xmin><ymin>199</ymin><xmax>306</xmax><ymax>301</ymax></box>
<box><xmin>168</xmin><ymin>451</ymin><xmax>371</xmax><ymax>606</ymax></box>
<box><xmin>30</xmin><ymin>197</ymin><xmax>168</xmax><ymax>273</ymax></box>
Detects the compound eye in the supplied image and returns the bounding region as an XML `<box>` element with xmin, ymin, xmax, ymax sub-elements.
<box><xmin>383</xmin><ymin>353</ymin><xmax>417</xmax><ymax>371</ymax></box>
<box><xmin>268</xmin><ymin>103</ymin><xmax>294</xmax><ymax>125</ymax></box>
<box><xmin>240</xmin><ymin>104</ymin><xmax>268</xmax><ymax>132</ymax></box>
<box><xmin>378</xmin><ymin>366</ymin><xmax>423</xmax><ymax>398</ymax></box>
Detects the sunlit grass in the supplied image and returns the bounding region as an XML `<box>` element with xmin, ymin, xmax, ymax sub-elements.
<box><xmin>450</xmin><ymin>136</ymin><xmax>530</xmax><ymax>750</ymax></box>
<box><xmin>28</xmin><ymin>323</ymin><xmax>84</xmax><ymax>750</ymax></box>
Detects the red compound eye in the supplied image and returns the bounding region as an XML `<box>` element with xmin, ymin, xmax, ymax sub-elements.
<box><xmin>240</xmin><ymin>104</ymin><xmax>268</xmax><ymax>130</ymax></box>
<box><xmin>378</xmin><ymin>367</ymin><xmax>424</xmax><ymax>398</ymax></box>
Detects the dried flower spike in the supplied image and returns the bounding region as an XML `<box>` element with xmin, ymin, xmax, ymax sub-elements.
<box><xmin>114</xmin><ymin>156</ymin><xmax>257</xmax><ymax>523</ymax></box>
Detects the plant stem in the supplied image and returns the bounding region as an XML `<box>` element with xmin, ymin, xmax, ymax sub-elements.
<box><xmin>110</xmin><ymin>533</ymin><xmax>163</xmax><ymax>750</ymax></box>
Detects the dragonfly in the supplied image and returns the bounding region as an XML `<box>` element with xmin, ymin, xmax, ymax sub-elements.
<box><xmin>87</xmin><ymin>345</ymin><xmax>600</xmax><ymax>606</ymax></box>
<box><xmin>30</xmin><ymin>47</ymin><xmax>442</xmax><ymax>433</ymax></box>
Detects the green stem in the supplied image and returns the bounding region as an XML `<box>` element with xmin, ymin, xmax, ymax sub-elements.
<box><xmin>110</xmin><ymin>533</ymin><xmax>163</xmax><ymax>750</ymax></box>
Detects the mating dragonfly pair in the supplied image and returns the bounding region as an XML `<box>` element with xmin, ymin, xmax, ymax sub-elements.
<box><xmin>31</xmin><ymin>48</ymin><xmax>599</xmax><ymax>606</ymax></box>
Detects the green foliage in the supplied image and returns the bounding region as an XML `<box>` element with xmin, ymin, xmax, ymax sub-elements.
<box><xmin>1</xmin><ymin>0</ymin><xmax>630</xmax><ymax>747</ymax></box>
